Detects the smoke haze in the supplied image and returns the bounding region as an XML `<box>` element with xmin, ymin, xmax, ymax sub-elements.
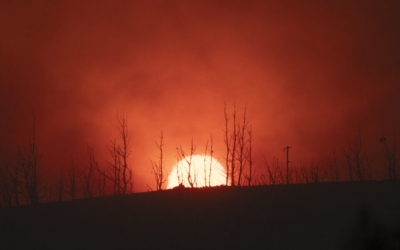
<box><xmin>1</xmin><ymin>0</ymin><xmax>399</xmax><ymax>190</ymax></box>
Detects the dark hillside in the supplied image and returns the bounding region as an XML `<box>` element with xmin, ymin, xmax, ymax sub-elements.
<box><xmin>1</xmin><ymin>181</ymin><xmax>400</xmax><ymax>249</ymax></box>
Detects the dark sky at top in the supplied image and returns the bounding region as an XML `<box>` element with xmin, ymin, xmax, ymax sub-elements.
<box><xmin>1</xmin><ymin>0</ymin><xmax>399</xmax><ymax>190</ymax></box>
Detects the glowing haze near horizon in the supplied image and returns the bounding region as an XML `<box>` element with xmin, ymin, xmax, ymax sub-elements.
<box><xmin>167</xmin><ymin>155</ymin><xmax>226</xmax><ymax>189</ymax></box>
<box><xmin>0</xmin><ymin>1</ymin><xmax>399</xmax><ymax>191</ymax></box>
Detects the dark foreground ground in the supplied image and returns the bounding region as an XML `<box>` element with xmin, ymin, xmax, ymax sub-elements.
<box><xmin>1</xmin><ymin>181</ymin><xmax>400</xmax><ymax>250</ymax></box>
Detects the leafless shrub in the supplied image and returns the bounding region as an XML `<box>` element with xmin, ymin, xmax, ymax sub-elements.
<box><xmin>263</xmin><ymin>156</ymin><xmax>284</xmax><ymax>185</ymax></box>
<box><xmin>254</xmin><ymin>173</ymin><xmax>268</xmax><ymax>185</ymax></box>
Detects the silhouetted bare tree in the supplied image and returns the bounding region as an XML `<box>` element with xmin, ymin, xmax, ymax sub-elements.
<box><xmin>105</xmin><ymin>114</ymin><xmax>132</xmax><ymax>194</ymax></box>
<box><xmin>264</xmin><ymin>156</ymin><xmax>284</xmax><ymax>185</ymax></box>
<box><xmin>68</xmin><ymin>158</ymin><xmax>79</xmax><ymax>200</ymax></box>
<box><xmin>151</xmin><ymin>131</ymin><xmax>166</xmax><ymax>191</ymax></box>
<box><xmin>244</xmin><ymin>127</ymin><xmax>255</xmax><ymax>186</ymax></box>
<box><xmin>117</xmin><ymin>114</ymin><xmax>132</xmax><ymax>194</ymax></box>
<box><xmin>230</xmin><ymin>105</ymin><xmax>238</xmax><ymax>186</ymax></box>
<box><xmin>254</xmin><ymin>173</ymin><xmax>268</xmax><ymax>185</ymax></box>
<box><xmin>224</xmin><ymin>102</ymin><xmax>231</xmax><ymax>186</ymax></box>
<box><xmin>327</xmin><ymin>149</ymin><xmax>341</xmax><ymax>182</ymax></box>
<box><xmin>83</xmin><ymin>145</ymin><xmax>97</xmax><ymax>198</ymax></box>
<box><xmin>0</xmin><ymin>163</ymin><xmax>13</xmax><ymax>207</ymax></box>
<box><xmin>342</xmin><ymin>129</ymin><xmax>366</xmax><ymax>181</ymax></box>
<box><xmin>107</xmin><ymin>139</ymin><xmax>121</xmax><ymax>194</ymax></box>
<box><xmin>309</xmin><ymin>161</ymin><xmax>323</xmax><ymax>183</ymax></box>
<box><xmin>21</xmin><ymin>114</ymin><xmax>45</xmax><ymax>204</ymax></box>
<box><xmin>175</xmin><ymin>157</ymin><xmax>183</xmax><ymax>186</ymax></box>
<box><xmin>84</xmin><ymin>149</ymin><xmax>107</xmax><ymax>198</ymax></box>
<box><xmin>96</xmin><ymin>166</ymin><xmax>107</xmax><ymax>197</ymax></box>
<box><xmin>13</xmin><ymin>148</ymin><xmax>22</xmax><ymax>205</ymax></box>
<box><xmin>296</xmin><ymin>162</ymin><xmax>325</xmax><ymax>183</ymax></box>
<box><xmin>237</xmin><ymin>104</ymin><xmax>248</xmax><ymax>186</ymax></box>
<box><xmin>299</xmin><ymin>165</ymin><xmax>311</xmax><ymax>183</ymax></box>
<box><xmin>224</xmin><ymin>103</ymin><xmax>252</xmax><ymax>186</ymax></box>
<box><xmin>203</xmin><ymin>139</ymin><xmax>209</xmax><ymax>186</ymax></box>
<box><xmin>55</xmin><ymin>168</ymin><xmax>65</xmax><ymax>202</ymax></box>
<box><xmin>292</xmin><ymin>166</ymin><xmax>302</xmax><ymax>184</ymax></box>
<box><xmin>208</xmin><ymin>133</ymin><xmax>214</xmax><ymax>187</ymax></box>
<box><xmin>380</xmin><ymin>132</ymin><xmax>397</xmax><ymax>180</ymax></box>
<box><xmin>176</xmin><ymin>138</ymin><xmax>196</xmax><ymax>188</ymax></box>
<box><xmin>0</xmin><ymin>147</ymin><xmax>23</xmax><ymax>207</ymax></box>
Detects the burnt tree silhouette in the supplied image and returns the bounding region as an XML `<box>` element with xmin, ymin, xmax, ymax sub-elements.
<box><xmin>55</xmin><ymin>167</ymin><xmax>65</xmax><ymax>202</ymax></box>
<box><xmin>229</xmin><ymin>105</ymin><xmax>238</xmax><ymax>186</ymax></box>
<box><xmin>107</xmin><ymin>139</ymin><xmax>121</xmax><ymax>194</ymax></box>
<box><xmin>175</xmin><ymin>157</ymin><xmax>183</xmax><ymax>186</ymax></box>
<box><xmin>237</xmin><ymin>104</ymin><xmax>249</xmax><ymax>186</ymax></box>
<box><xmin>224</xmin><ymin>103</ymin><xmax>252</xmax><ymax>186</ymax></box>
<box><xmin>224</xmin><ymin>102</ymin><xmax>231</xmax><ymax>186</ymax></box>
<box><xmin>83</xmin><ymin>145</ymin><xmax>107</xmax><ymax>198</ymax></box>
<box><xmin>68</xmin><ymin>158</ymin><xmax>79</xmax><ymax>200</ymax></box>
<box><xmin>150</xmin><ymin>131</ymin><xmax>166</xmax><ymax>191</ymax></box>
<box><xmin>244</xmin><ymin>127</ymin><xmax>255</xmax><ymax>186</ymax></box>
<box><xmin>0</xmin><ymin>163</ymin><xmax>13</xmax><ymax>207</ymax></box>
<box><xmin>0</xmin><ymin>147</ymin><xmax>23</xmax><ymax>207</ymax></box>
<box><xmin>21</xmin><ymin>114</ymin><xmax>45</xmax><ymax>204</ymax></box>
<box><xmin>309</xmin><ymin>161</ymin><xmax>324</xmax><ymax>183</ymax></box>
<box><xmin>342</xmin><ymin>129</ymin><xmax>367</xmax><ymax>182</ymax></box>
<box><xmin>208</xmin><ymin>133</ymin><xmax>214</xmax><ymax>186</ymax></box>
<box><xmin>283</xmin><ymin>146</ymin><xmax>292</xmax><ymax>184</ymax></box>
<box><xmin>380</xmin><ymin>133</ymin><xmax>397</xmax><ymax>180</ymax></box>
<box><xmin>203</xmin><ymin>138</ymin><xmax>209</xmax><ymax>186</ymax></box>
<box><xmin>106</xmin><ymin>113</ymin><xmax>133</xmax><ymax>194</ymax></box>
<box><xmin>83</xmin><ymin>145</ymin><xmax>97</xmax><ymax>198</ymax></box>
<box><xmin>117</xmin><ymin>114</ymin><xmax>132</xmax><ymax>194</ymax></box>
<box><xmin>13</xmin><ymin>148</ymin><xmax>22</xmax><ymax>205</ymax></box>
<box><xmin>97</xmin><ymin>166</ymin><xmax>107</xmax><ymax>197</ymax></box>
<box><xmin>326</xmin><ymin>149</ymin><xmax>341</xmax><ymax>182</ymax></box>
<box><xmin>176</xmin><ymin>138</ymin><xmax>196</xmax><ymax>188</ymax></box>
<box><xmin>200</xmin><ymin>133</ymin><xmax>216</xmax><ymax>187</ymax></box>
<box><xmin>263</xmin><ymin>156</ymin><xmax>284</xmax><ymax>185</ymax></box>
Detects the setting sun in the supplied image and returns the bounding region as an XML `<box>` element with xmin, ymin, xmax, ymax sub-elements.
<box><xmin>167</xmin><ymin>155</ymin><xmax>226</xmax><ymax>188</ymax></box>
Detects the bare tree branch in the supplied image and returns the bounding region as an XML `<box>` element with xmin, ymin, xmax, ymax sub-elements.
<box><xmin>151</xmin><ymin>131</ymin><xmax>166</xmax><ymax>191</ymax></box>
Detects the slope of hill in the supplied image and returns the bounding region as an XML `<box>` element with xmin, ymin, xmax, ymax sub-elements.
<box><xmin>1</xmin><ymin>181</ymin><xmax>400</xmax><ymax>250</ymax></box>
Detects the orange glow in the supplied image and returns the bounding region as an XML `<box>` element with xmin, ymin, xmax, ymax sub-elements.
<box><xmin>167</xmin><ymin>155</ymin><xmax>226</xmax><ymax>189</ymax></box>
<box><xmin>0</xmin><ymin>1</ymin><xmax>399</xmax><ymax>193</ymax></box>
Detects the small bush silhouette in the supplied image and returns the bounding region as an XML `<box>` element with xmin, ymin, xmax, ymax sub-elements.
<box><xmin>172</xmin><ymin>183</ymin><xmax>185</xmax><ymax>190</ymax></box>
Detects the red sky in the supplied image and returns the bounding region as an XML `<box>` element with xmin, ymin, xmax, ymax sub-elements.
<box><xmin>1</xmin><ymin>0</ymin><xmax>399</xmax><ymax>191</ymax></box>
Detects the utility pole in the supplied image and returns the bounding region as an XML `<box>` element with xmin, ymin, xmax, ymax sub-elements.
<box><xmin>283</xmin><ymin>146</ymin><xmax>292</xmax><ymax>184</ymax></box>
